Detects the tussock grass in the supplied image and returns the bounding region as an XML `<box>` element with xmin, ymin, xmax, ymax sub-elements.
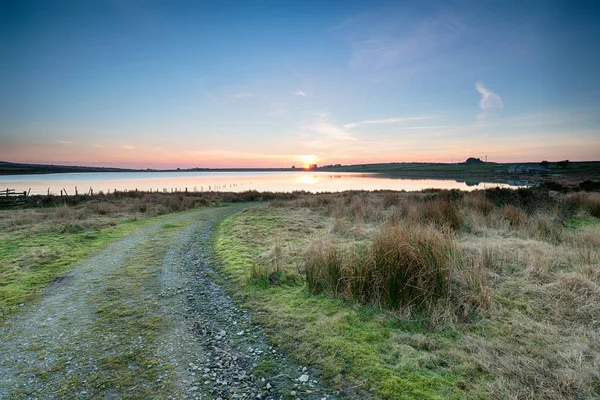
<box><xmin>0</xmin><ymin>190</ymin><xmax>273</xmax><ymax>320</ymax></box>
<box><xmin>567</xmin><ymin>191</ymin><xmax>600</xmax><ymax>218</ymax></box>
<box><xmin>215</xmin><ymin>186</ymin><xmax>600</xmax><ymax>399</ymax></box>
<box><xmin>307</xmin><ymin>223</ymin><xmax>454</xmax><ymax>311</ymax></box>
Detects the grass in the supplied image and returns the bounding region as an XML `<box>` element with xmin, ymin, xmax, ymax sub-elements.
<box><xmin>0</xmin><ymin>218</ymin><xmax>146</xmax><ymax>321</ymax></box>
<box><xmin>31</xmin><ymin>217</ymin><xmax>197</xmax><ymax>399</ymax></box>
<box><xmin>62</xmin><ymin>231</ymin><xmax>182</xmax><ymax>398</ymax></box>
<box><xmin>0</xmin><ymin>191</ymin><xmax>244</xmax><ymax>322</ymax></box>
<box><xmin>306</xmin><ymin>223</ymin><xmax>455</xmax><ymax>311</ymax></box>
<box><xmin>214</xmin><ymin>188</ymin><xmax>600</xmax><ymax>399</ymax></box>
<box><xmin>216</xmin><ymin>207</ymin><xmax>470</xmax><ymax>399</ymax></box>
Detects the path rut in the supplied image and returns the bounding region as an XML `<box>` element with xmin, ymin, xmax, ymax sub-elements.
<box><xmin>0</xmin><ymin>206</ymin><xmax>341</xmax><ymax>399</ymax></box>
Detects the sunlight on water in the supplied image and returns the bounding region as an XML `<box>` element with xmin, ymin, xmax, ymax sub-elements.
<box><xmin>0</xmin><ymin>171</ymin><xmax>526</xmax><ymax>195</ymax></box>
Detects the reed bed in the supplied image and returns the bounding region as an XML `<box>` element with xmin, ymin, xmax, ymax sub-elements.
<box><xmin>297</xmin><ymin>188</ymin><xmax>600</xmax><ymax>323</ymax></box>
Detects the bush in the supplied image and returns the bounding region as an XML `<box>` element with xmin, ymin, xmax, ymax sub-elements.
<box><xmin>306</xmin><ymin>223</ymin><xmax>455</xmax><ymax>310</ymax></box>
<box><xmin>305</xmin><ymin>242</ymin><xmax>346</xmax><ymax>295</ymax></box>
<box><xmin>382</xmin><ymin>192</ymin><xmax>400</xmax><ymax>208</ymax></box>
<box><xmin>567</xmin><ymin>192</ymin><xmax>600</xmax><ymax>218</ymax></box>
<box><xmin>465</xmin><ymin>191</ymin><xmax>495</xmax><ymax>216</ymax></box>
<box><xmin>416</xmin><ymin>198</ymin><xmax>464</xmax><ymax>231</ymax></box>
<box><xmin>502</xmin><ymin>205</ymin><xmax>527</xmax><ymax>227</ymax></box>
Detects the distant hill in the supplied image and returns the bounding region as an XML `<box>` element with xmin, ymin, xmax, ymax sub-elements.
<box><xmin>462</xmin><ymin>157</ymin><xmax>485</xmax><ymax>164</ymax></box>
<box><xmin>0</xmin><ymin>161</ymin><xmax>135</xmax><ymax>175</ymax></box>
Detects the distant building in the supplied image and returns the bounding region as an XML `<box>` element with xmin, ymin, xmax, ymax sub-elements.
<box><xmin>508</xmin><ymin>165</ymin><xmax>549</xmax><ymax>174</ymax></box>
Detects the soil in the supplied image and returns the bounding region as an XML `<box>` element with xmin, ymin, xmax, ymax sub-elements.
<box><xmin>0</xmin><ymin>206</ymin><xmax>342</xmax><ymax>399</ymax></box>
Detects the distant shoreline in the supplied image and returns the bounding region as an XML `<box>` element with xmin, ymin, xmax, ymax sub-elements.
<box><xmin>1</xmin><ymin>160</ymin><xmax>599</xmax><ymax>186</ymax></box>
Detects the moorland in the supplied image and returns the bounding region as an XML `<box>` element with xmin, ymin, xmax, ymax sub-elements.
<box><xmin>1</xmin><ymin>183</ymin><xmax>599</xmax><ymax>399</ymax></box>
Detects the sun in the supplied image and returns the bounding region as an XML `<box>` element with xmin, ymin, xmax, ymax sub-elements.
<box><xmin>299</xmin><ymin>154</ymin><xmax>318</xmax><ymax>170</ymax></box>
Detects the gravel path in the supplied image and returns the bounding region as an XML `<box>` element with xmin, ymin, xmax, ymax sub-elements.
<box><xmin>0</xmin><ymin>206</ymin><xmax>342</xmax><ymax>399</ymax></box>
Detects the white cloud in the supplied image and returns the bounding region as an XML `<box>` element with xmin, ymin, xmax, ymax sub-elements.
<box><xmin>232</xmin><ymin>92</ymin><xmax>251</xmax><ymax>99</ymax></box>
<box><xmin>347</xmin><ymin>14</ymin><xmax>466</xmax><ymax>70</ymax></box>
<box><xmin>344</xmin><ymin>115</ymin><xmax>439</xmax><ymax>129</ymax></box>
<box><xmin>301</xmin><ymin>122</ymin><xmax>356</xmax><ymax>141</ymax></box>
<box><xmin>293</xmin><ymin>90</ymin><xmax>307</xmax><ymax>97</ymax></box>
<box><xmin>201</xmin><ymin>91</ymin><xmax>218</xmax><ymax>102</ymax></box>
<box><xmin>475</xmin><ymin>82</ymin><xmax>503</xmax><ymax>119</ymax></box>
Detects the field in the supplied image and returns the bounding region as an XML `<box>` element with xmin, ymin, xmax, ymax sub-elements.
<box><xmin>0</xmin><ymin>190</ymin><xmax>279</xmax><ymax>320</ymax></box>
<box><xmin>215</xmin><ymin>188</ymin><xmax>600</xmax><ymax>399</ymax></box>
<box><xmin>1</xmin><ymin>187</ymin><xmax>599</xmax><ymax>398</ymax></box>
<box><xmin>3</xmin><ymin>161</ymin><xmax>599</xmax><ymax>188</ymax></box>
<box><xmin>321</xmin><ymin>161</ymin><xmax>600</xmax><ymax>186</ymax></box>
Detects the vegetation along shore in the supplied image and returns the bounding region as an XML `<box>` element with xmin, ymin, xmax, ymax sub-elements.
<box><xmin>1</xmin><ymin>183</ymin><xmax>599</xmax><ymax>399</ymax></box>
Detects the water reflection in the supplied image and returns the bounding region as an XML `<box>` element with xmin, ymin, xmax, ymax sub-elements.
<box><xmin>0</xmin><ymin>171</ymin><xmax>527</xmax><ymax>195</ymax></box>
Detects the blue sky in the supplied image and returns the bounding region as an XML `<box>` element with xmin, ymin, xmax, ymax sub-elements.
<box><xmin>1</xmin><ymin>0</ymin><xmax>599</xmax><ymax>168</ymax></box>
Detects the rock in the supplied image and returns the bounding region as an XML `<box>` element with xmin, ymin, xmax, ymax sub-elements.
<box><xmin>298</xmin><ymin>374</ymin><xmax>309</xmax><ymax>383</ymax></box>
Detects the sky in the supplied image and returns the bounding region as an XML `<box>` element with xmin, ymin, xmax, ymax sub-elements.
<box><xmin>1</xmin><ymin>0</ymin><xmax>599</xmax><ymax>169</ymax></box>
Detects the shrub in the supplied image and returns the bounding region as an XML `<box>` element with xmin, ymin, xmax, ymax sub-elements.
<box><xmin>532</xmin><ymin>215</ymin><xmax>564</xmax><ymax>243</ymax></box>
<box><xmin>367</xmin><ymin>223</ymin><xmax>454</xmax><ymax>309</ymax></box>
<box><xmin>465</xmin><ymin>191</ymin><xmax>495</xmax><ymax>216</ymax></box>
<box><xmin>305</xmin><ymin>242</ymin><xmax>346</xmax><ymax>295</ymax></box>
<box><xmin>502</xmin><ymin>205</ymin><xmax>528</xmax><ymax>227</ymax></box>
<box><xmin>565</xmin><ymin>192</ymin><xmax>600</xmax><ymax>218</ymax></box>
<box><xmin>306</xmin><ymin>223</ymin><xmax>455</xmax><ymax>311</ymax></box>
<box><xmin>416</xmin><ymin>198</ymin><xmax>464</xmax><ymax>231</ymax></box>
<box><xmin>382</xmin><ymin>192</ymin><xmax>399</xmax><ymax>208</ymax></box>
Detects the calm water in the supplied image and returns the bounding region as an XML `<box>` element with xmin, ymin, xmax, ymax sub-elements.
<box><xmin>0</xmin><ymin>171</ymin><xmax>525</xmax><ymax>195</ymax></box>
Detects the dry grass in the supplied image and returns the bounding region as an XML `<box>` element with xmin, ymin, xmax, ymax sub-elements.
<box><xmin>567</xmin><ymin>191</ymin><xmax>600</xmax><ymax>218</ymax></box>
<box><xmin>0</xmin><ymin>190</ymin><xmax>292</xmax><ymax>233</ymax></box>
<box><xmin>307</xmin><ymin>223</ymin><xmax>455</xmax><ymax>311</ymax></box>
<box><xmin>211</xmin><ymin>186</ymin><xmax>600</xmax><ymax>398</ymax></box>
<box><xmin>277</xmin><ymin>187</ymin><xmax>600</xmax><ymax>398</ymax></box>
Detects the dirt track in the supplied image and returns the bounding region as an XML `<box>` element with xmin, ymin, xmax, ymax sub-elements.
<box><xmin>0</xmin><ymin>206</ymin><xmax>340</xmax><ymax>399</ymax></box>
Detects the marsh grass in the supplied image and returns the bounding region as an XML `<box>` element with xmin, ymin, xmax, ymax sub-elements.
<box><xmin>307</xmin><ymin>223</ymin><xmax>454</xmax><ymax>311</ymax></box>
<box><xmin>215</xmin><ymin>186</ymin><xmax>600</xmax><ymax>399</ymax></box>
<box><xmin>0</xmin><ymin>190</ymin><xmax>277</xmax><ymax>320</ymax></box>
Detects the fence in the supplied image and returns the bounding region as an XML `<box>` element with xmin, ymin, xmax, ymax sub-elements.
<box><xmin>0</xmin><ymin>188</ymin><xmax>29</xmax><ymax>205</ymax></box>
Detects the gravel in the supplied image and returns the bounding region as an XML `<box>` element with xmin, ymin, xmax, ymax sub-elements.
<box><xmin>0</xmin><ymin>206</ymin><xmax>343</xmax><ymax>399</ymax></box>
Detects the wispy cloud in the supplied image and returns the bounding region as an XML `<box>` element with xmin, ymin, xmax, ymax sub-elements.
<box><xmin>344</xmin><ymin>115</ymin><xmax>439</xmax><ymax>129</ymax></box>
<box><xmin>475</xmin><ymin>81</ymin><xmax>503</xmax><ymax>119</ymax></box>
<box><xmin>58</xmin><ymin>140</ymin><xmax>73</xmax><ymax>145</ymax></box>
<box><xmin>232</xmin><ymin>92</ymin><xmax>251</xmax><ymax>99</ymax></box>
<box><xmin>293</xmin><ymin>90</ymin><xmax>307</xmax><ymax>97</ymax></box>
<box><xmin>201</xmin><ymin>91</ymin><xmax>218</xmax><ymax>102</ymax></box>
<box><xmin>346</xmin><ymin>13</ymin><xmax>466</xmax><ymax>70</ymax></box>
<box><xmin>398</xmin><ymin>124</ymin><xmax>487</xmax><ymax>130</ymax></box>
<box><xmin>267</xmin><ymin>102</ymin><xmax>290</xmax><ymax>116</ymax></box>
<box><xmin>301</xmin><ymin>122</ymin><xmax>356</xmax><ymax>141</ymax></box>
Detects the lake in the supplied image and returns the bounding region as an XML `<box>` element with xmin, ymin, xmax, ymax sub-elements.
<box><xmin>0</xmin><ymin>171</ymin><xmax>525</xmax><ymax>195</ymax></box>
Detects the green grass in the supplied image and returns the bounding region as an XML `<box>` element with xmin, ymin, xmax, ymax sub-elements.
<box><xmin>214</xmin><ymin>192</ymin><xmax>600</xmax><ymax>399</ymax></box>
<box><xmin>0</xmin><ymin>208</ymin><xmax>201</xmax><ymax>323</ymax></box>
<box><xmin>215</xmin><ymin>210</ymin><xmax>473</xmax><ymax>399</ymax></box>
<box><xmin>68</xmin><ymin>236</ymin><xmax>179</xmax><ymax>398</ymax></box>
<box><xmin>563</xmin><ymin>216</ymin><xmax>600</xmax><ymax>230</ymax></box>
<box><xmin>24</xmin><ymin>214</ymin><xmax>200</xmax><ymax>399</ymax></box>
<box><xmin>0</xmin><ymin>220</ymin><xmax>140</xmax><ymax>318</ymax></box>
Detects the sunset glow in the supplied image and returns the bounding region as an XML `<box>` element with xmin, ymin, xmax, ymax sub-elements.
<box><xmin>1</xmin><ymin>1</ymin><xmax>598</xmax><ymax>167</ymax></box>
<box><xmin>299</xmin><ymin>155</ymin><xmax>318</xmax><ymax>170</ymax></box>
